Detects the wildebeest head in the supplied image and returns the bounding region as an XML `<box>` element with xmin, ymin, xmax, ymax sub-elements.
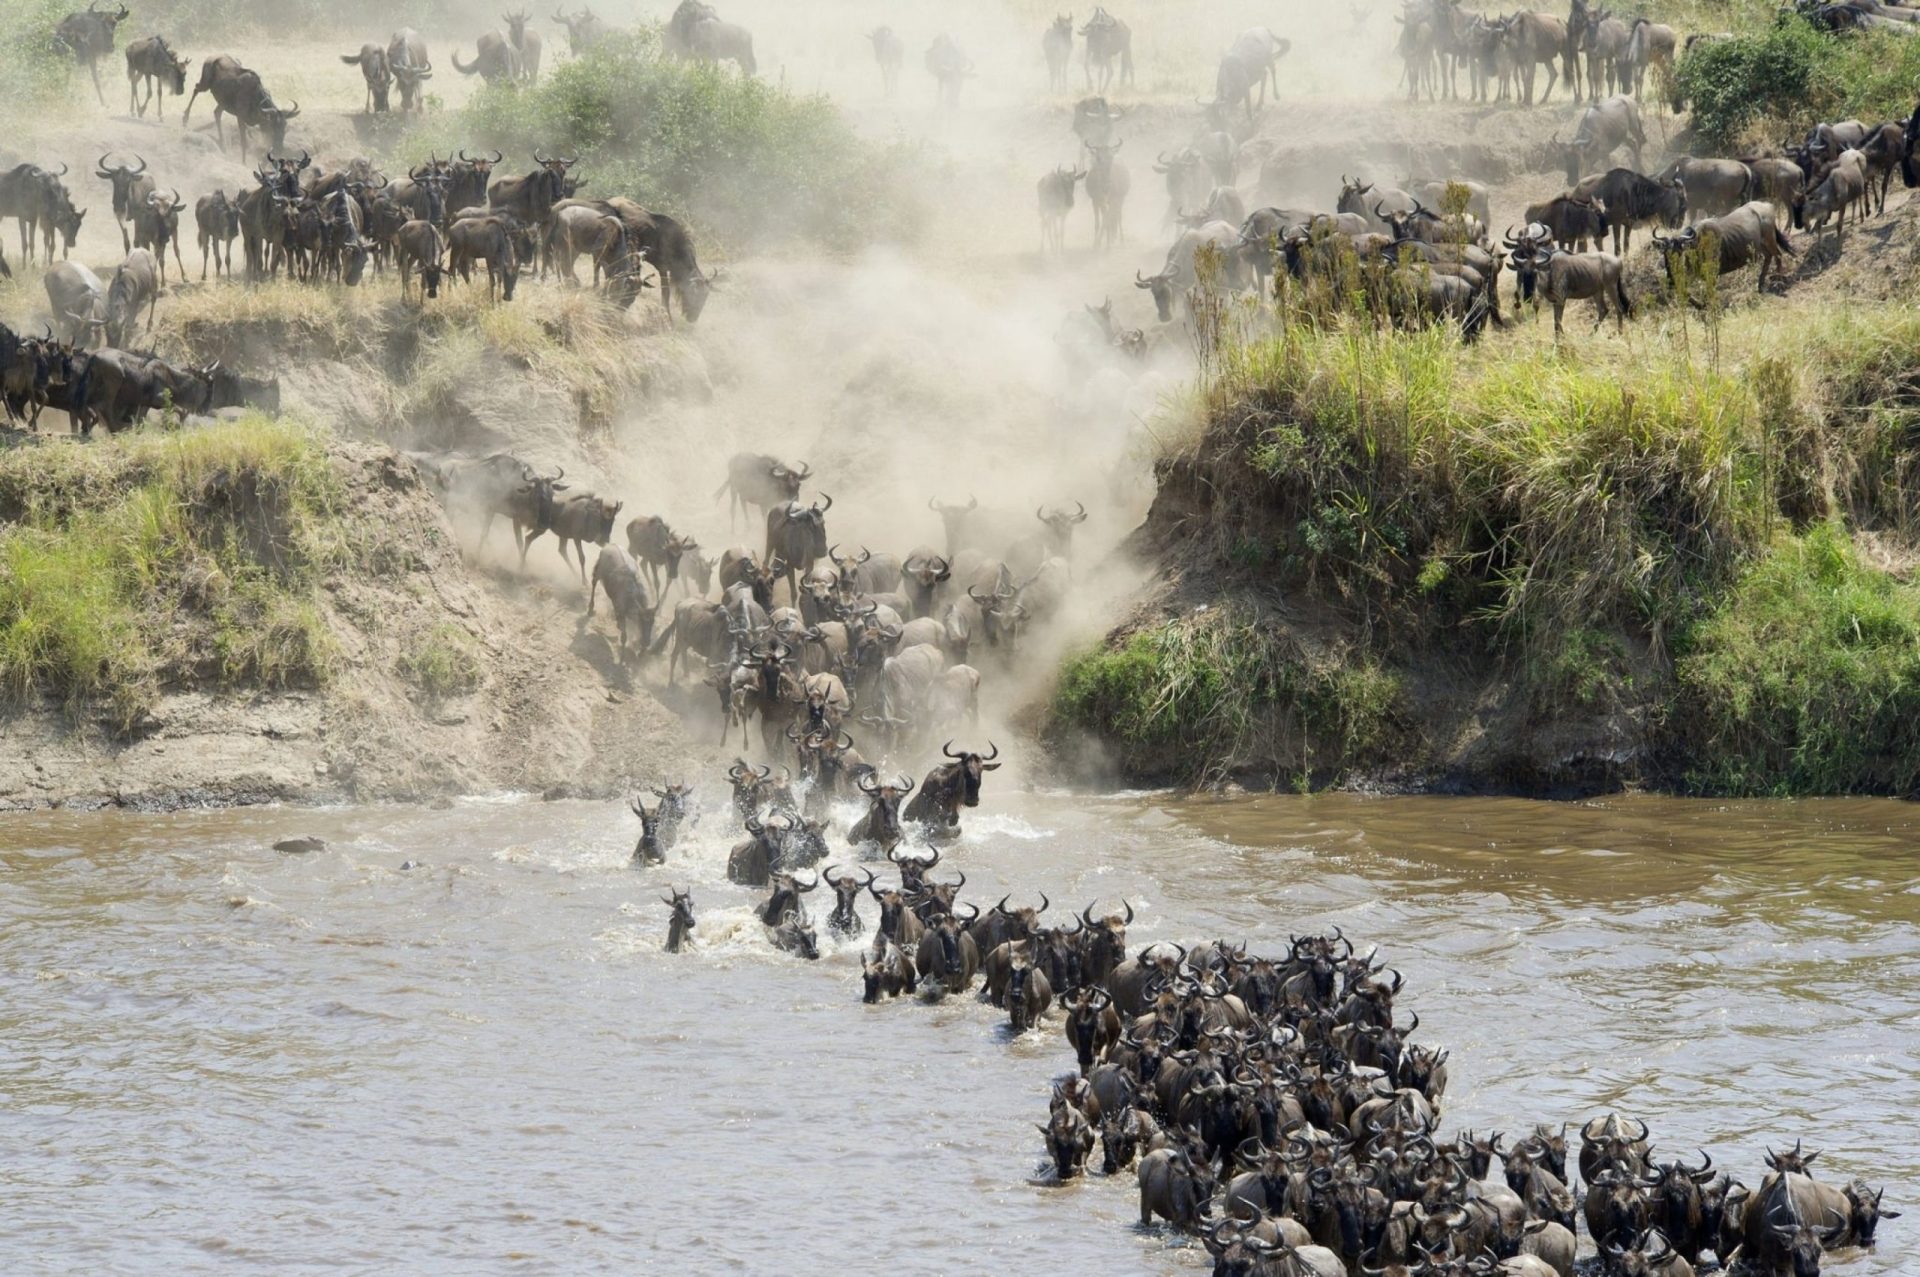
<box><xmin>1100</xmin><ymin>1105</ymin><xmax>1147</xmax><ymax>1175</ymax></box>
<box><xmin>927</xmin><ymin>494</ymin><xmax>977</xmax><ymax>557</ymax></box>
<box><xmin>821</xmin><ymin>863</ymin><xmax>873</xmax><ymax>936</ymax></box>
<box><xmin>942</xmin><ymin>739</ymin><xmax>1001</xmax><ymax>806</ymax></box>
<box><xmin>628</xmin><ymin>797</ymin><xmax>663</xmax><ymax>864</ymax></box>
<box><xmin>856</xmin><ymin>770</ymin><xmax>913</xmax><ymax>846</ymax></box>
<box><xmin>775</xmin><ymin>909</ymin><xmax>820</xmax><ymax>960</ymax></box>
<box><xmin>1768</xmin><ymin>1201</ymin><xmax>1848</xmax><ymax>1277</ymax></box>
<box><xmin>1078</xmin><ymin>899</ymin><xmax>1131</xmax><ymax>981</ymax></box>
<box><xmin>662</xmin><ymin>887</ymin><xmax>694</xmax><ymax>951</ymax></box>
<box><xmin>1763</xmin><ymin>1137</ymin><xmax>1819</xmax><ymax>1176</ymax></box>
<box><xmin>1035</xmin><ymin>501</ymin><xmax>1088</xmax><ymax>556</ymax></box>
<box><xmin>1583</xmin><ymin>1114</ymin><xmax>1650</xmax><ymax>1181</ymax></box>
<box><xmin>760</xmin><ymin>869</ymin><xmax>818</xmax><ymax>928</ymax></box>
<box><xmin>866</xmin><ymin>876</ymin><xmax>920</xmax><ymax>943</ymax></box>
<box><xmin>726</xmin><ymin>758</ymin><xmax>773</xmax><ymax>819</ymax></box>
<box><xmin>93</xmin><ymin>153</ymin><xmax>148</xmax><ymax>219</ymax></box>
<box><xmin>860</xmin><ymin>940</ymin><xmax>897</xmax><ymax>1002</ymax></box>
<box><xmin>885</xmin><ymin>843</ymin><xmax>938</xmax><ymax>894</ymax></box>
<box><xmin>1039</xmin><ymin>1103</ymin><xmax>1094</xmax><ymax>1180</ymax></box>
<box><xmin>1843</xmin><ymin>1180</ymin><xmax>1900</xmax><ymax>1245</ymax></box>
<box><xmin>1007</xmin><ymin>958</ymin><xmax>1040</xmax><ymax>1032</ymax></box>
<box><xmin>1589</xmin><ymin>1169</ymin><xmax>1656</xmax><ymax>1249</ymax></box>
<box><xmin>1134</xmin><ymin>267</ymin><xmax>1175</xmax><ymax>321</ymax></box>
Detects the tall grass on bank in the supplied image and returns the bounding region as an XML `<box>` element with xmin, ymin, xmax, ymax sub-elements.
<box><xmin>1676</xmin><ymin>524</ymin><xmax>1920</xmax><ymax>795</ymax></box>
<box><xmin>0</xmin><ymin>0</ymin><xmax>80</xmax><ymax>113</ymax></box>
<box><xmin>0</xmin><ymin>417</ymin><xmax>347</xmax><ymax>731</ymax></box>
<box><xmin>413</xmin><ymin>31</ymin><xmax>920</xmax><ymax>252</ymax></box>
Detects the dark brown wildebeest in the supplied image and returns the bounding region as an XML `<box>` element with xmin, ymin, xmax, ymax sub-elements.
<box><xmin>715</xmin><ymin>453</ymin><xmax>807</xmax><ymax>527</ymax></box>
<box><xmin>587</xmin><ymin>198</ymin><xmax>717</xmax><ymax>322</ymax></box>
<box><xmin>820</xmin><ymin>863</ymin><xmax>873</xmax><ymax>937</ymax></box>
<box><xmin>192</xmin><ymin>60</ymin><xmax>300</xmax><ymax>164</ymax></box>
<box><xmin>452</xmin><ymin>29</ymin><xmax>520</xmax><ymax>84</ymax></box>
<box><xmin>1523</xmin><ymin>192</ymin><xmax>1608</xmax><ymax>252</ymax></box>
<box><xmin>340</xmin><ymin>42</ymin><xmax>391</xmax><ymax>112</ymax></box>
<box><xmin>125</xmin><ymin>35</ymin><xmax>188</xmax><ymax>119</ymax></box>
<box><xmin>1080</xmin><ymin>7</ymin><xmax>1133</xmax><ymax>93</ymax></box>
<box><xmin>194</xmin><ymin>189</ymin><xmax>241</xmax><ymax>280</ymax></box>
<box><xmin>395</xmin><ymin>219</ymin><xmax>447</xmax><ymax>299</ymax></box>
<box><xmin>902</xmin><ymin>740</ymin><xmax>1000</xmax><ymax>833</ymax></box>
<box><xmin>447</xmin><ymin>214</ymin><xmax>521</xmax><ymax>301</ymax></box>
<box><xmin>56</xmin><ymin>3</ymin><xmax>129</xmax><ymax>106</ymax></box>
<box><xmin>94</xmin><ymin>154</ymin><xmax>152</xmax><ymax>253</ymax></box>
<box><xmin>588</xmin><ymin>545</ymin><xmax>655</xmax><ymax>660</ymax></box>
<box><xmin>1527</xmin><ymin>245</ymin><xmax>1631</xmax><ymax>338</ymax></box>
<box><xmin>862</xmin><ymin>936</ymin><xmax>916</xmax><ymax>999</ymax></box>
<box><xmin>1655</xmin><ymin>156</ymin><xmax>1751</xmax><ymax>221</ymax></box>
<box><xmin>766</xmin><ymin>494</ymin><xmax>832</xmax><ymax>600</ymax></box>
<box><xmin>1583</xmin><ymin>167</ymin><xmax>1686</xmax><ymax>253</ymax></box>
<box><xmin>488</xmin><ymin>153</ymin><xmax>574</xmax><ymax>230</ymax></box>
<box><xmin>848</xmin><ymin>771</ymin><xmax>914</xmax><ymax>854</ymax></box>
<box><xmin>103</xmin><ymin>248</ymin><xmax>161</xmax><ymax>349</ymax></box>
<box><xmin>132</xmin><ymin>188</ymin><xmax>186</xmax><ymax>283</ymax></box>
<box><xmin>388</xmin><ymin>29</ymin><xmax>433</xmax><ymax>112</ymax></box>
<box><xmin>662</xmin><ymin>889</ymin><xmax>694</xmax><ymax>949</ymax></box>
<box><xmin>523</xmin><ymin>490</ymin><xmax>621</xmax><ymax>585</ymax></box>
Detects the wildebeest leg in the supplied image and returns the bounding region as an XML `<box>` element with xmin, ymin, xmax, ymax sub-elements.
<box><xmin>88</xmin><ymin>57</ymin><xmax>105</xmax><ymax>107</ymax></box>
<box><xmin>171</xmin><ymin>237</ymin><xmax>186</xmax><ymax>284</ymax></box>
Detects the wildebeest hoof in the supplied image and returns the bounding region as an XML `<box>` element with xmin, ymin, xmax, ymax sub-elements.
<box><xmin>400</xmin><ymin>860</ymin><xmax>421</xmax><ymax>871</ymax></box>
<box><xmin>273</xmin><ymin>836</ymin><xmax>326</xmax><ymax>853</ymax></box>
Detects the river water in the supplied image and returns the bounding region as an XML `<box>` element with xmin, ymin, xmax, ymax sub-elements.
<box><xmin>2</xmin><ymin>791</ymin><xmax>1914</xmax><ymax>1274</ymax></box>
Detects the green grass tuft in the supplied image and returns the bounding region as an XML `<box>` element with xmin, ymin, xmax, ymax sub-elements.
<box><xmin>396</xmin><ymin>623</ymin><xmax>484</xmax><ymax>702</ymax></box>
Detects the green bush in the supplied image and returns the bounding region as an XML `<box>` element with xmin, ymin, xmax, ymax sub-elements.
<box><xmin>397</xmin><ymin>623</ymin><xmax>484</xmax><ymax>701</ymax></box>
<box><xmin>0</xmin><ymin>0</ymin><xmax>80</xmax><ymax>113</ymax></box>
<box><xmin>1676</xmin><ymin>14</ymin><xmax>1920</xmax><ymax>150</ymax></box>
<box><xmin>1675</xmin><ymin>524</ymin><xmax>1920</xmax><ymax>795</ymax></box>
<box><xmin>418</xmin><ymin>31</ymin><xmax>920</xmax><ymax>252</ymax></box>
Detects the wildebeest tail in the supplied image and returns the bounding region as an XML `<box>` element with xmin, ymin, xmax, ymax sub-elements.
<box><xmin>711</xmin><ymin>475</ymin><xmax>732</xmax><ymax>502</ymax></box>
<box><xmin>1778</xmin><ymin>225</ymin><xmax>1796</xmax><ymax>256</ymax></box>
<box><xmin>1615</xmin><ymin>273</ymin><xmax>1632</xmax><ymax>319</ymax></box>
<box><xmin>648</xmin><ymin>614</ymin><xmax>677</xmax><ymax>655</ymax></box>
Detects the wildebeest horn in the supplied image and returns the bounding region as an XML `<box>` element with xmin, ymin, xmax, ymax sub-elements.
<box><xmin>1629</xmin><ymin>1117</ymin><xmax>1649</xmax><ymax>1143</ymax></box>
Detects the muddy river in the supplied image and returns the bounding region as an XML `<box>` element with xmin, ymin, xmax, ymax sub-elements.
<box><xmin>2</xmin><ymin>792</ymin><xmax>1913</xmax><ymax>1272</ymax></box>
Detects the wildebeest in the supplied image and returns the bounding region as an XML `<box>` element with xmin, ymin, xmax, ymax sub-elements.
<box><xmin>523</xmin><ymin>490</ymin><xmax>621</xmax><ymax>584</ymax></box>
<box><xmin>1654</xmin><ymin>201</ymin><xmax>1796</xmax><ymax>290</ymax></box>
<box><xmin>849</xmin><ymin>771</ymin><xmax>914</xmax><ymax>854</ymax></box>
<box><xmin>926</xmin><ymin>35</ymin><xmax>974</xmax><ymax>108</ymax></box>
<box><xmin>1585</xmin><ymin>167</ymin><xmax>1685</xmax><ymax>252</ymax></box>
<box><xmin>395</xmin><ymin>219</ymin><xmax>447</xmax><ymax>299</ymax></box>
<box><xmin>766</xmin><ymin>494</ymin><xmax>832</xmax><ymax>599</ymax></box>
<box><xmin>1081</xmin><ymin>7</ymin><xmax>1134</xmax><ymax>92</ymax></box>
<box><xmin>94</xmin><ymin>153</ymin><xmax>152</xmax><ymax>253</ymax></box>
<box><xmin>547</xmin><ymin>204</ymin><xmax>628</xmax><ymax>285</ymax></box>
<box><xmin>56</xmin><ymin>3</ymin><xmax>129</xmax><ymax>106</ymax></box>
<box><xmin>1744</xmin><ymin>1172</ymin><xmax>1849</xmax><ymax>1277</ymax></box>
<box><xmin>554</xmin><ymin>7</ymin><xmax>609</xmax><ymax>55</ymax></box>
<box><xmin>560</xmin><ymin>198</ymin><xmax>717</xmax><ymax>321</ymax></box>
<box><xmin>1134</xmin><ymin>219</ymin><xmax>1246</xmax><ymax>321</ymax></box>
<box><xmin>915</xmin><ymin>907</ymin><xmax>981</xmax><ymax>996</ymax></box>
<box><xmin>447</xmin><ymin>214</ymin><xmax>521</xmax><ymax>301</ymax></box>
<box><xmin>1043</xmin><ymin>14</ymin><xmax>1072</xmax><ymax>91</ymax></box>
<box><xmin>902</xmin><ymin>740</ymin><xmax>1000</xmax><ymax>833</ymax></box>
<box><xmin>1657</xmin><ymin>156</ymin><xmax>1752</xmax><ymax>221</ymax></box>
<box><xmin>716</xmin><ymin>454</ymin><xmax>808</xmax><ymax>528</ymax></box>
<box><xmin>504</xmin><ymin>11</ymin><xmax>544</xmax><ymax>82</ymax></box>
<box><xmin>1038</xmin><ymin>165</ymin><xmax>1087</xmax><ymax>255</ymax></box>
<box><xmin>124</xmin><ymin>34</ymin><xmax>188</xmax><ymax>119</ymax></box>
<box><xmin>1084</xmin><ymin>140</ymin><xmax>1130</xmax><ymax>249</ymax></box>
<box><xmin>194</xmin><ymin>189</ymin><xmax>241</xmax><ymax>280</ymax></box>
<box><xmin>1803</xmin><ymin>149</ymin><xmax>1868</xmax><ymax>237</ymax></box>
<box><xmin>1522</xmin><ymin>193</ymin><xmax>1609</xmax><ymax>252</ymax></box>
<box><xmin>388</xmin><ymin>29</ymin><xmax>433</xmax><ymax>112</ymax></box>
<box><xmin>588</xmin><ymin>545</ymin><xmax>655</xmax><ymax>660</ymax></box>
<box><xmin>863</xmin><ymin>935</ymin><xmax>916</xmax><ymax>999</ymax></box>
<box><xmin>663</xmin><ymin>888</ymin><xmax>694</xmax><ymax>950</ymax></box>
<box><xmin>453</xmin><ymin>29</ymin><xmax>520</xmax><ymax>83</ymax></box>
<box><xmin>1560</xmin><ymin>95</ymin><xmax>1645</xmax><ymax>184</ymax></box>
<box><xmin>868</xmin><ymin>26</ymin><xmax>904</xmax><ymax>96</ymax></box>
<box><xmin>44</xmin><ymin>260</ymin><xmax>110</xmax><ymax>346</ymax></box>
<box><xmin>132</xmin><ymin>188</ymin><xmax>186</xmax><ymax>283</ymax></box>
<box><xmin>1223</xmin><ymin>25</ymin><xmax>1290</xmax><ymax>105</ymax></box>
<box><xmin>191</xmin><ymin>60</ymin><xmax>300</xmax><ymax>163</ymax></box>
<box><xmin>1139</xmin><ymin>1144</ymin><xmax>1217</xmax><ymax>1230</ymax></box>
<box><xmin>340</xmin><ymin>42</ymin><xmax>391</xmax><ymax>112</ymax></box>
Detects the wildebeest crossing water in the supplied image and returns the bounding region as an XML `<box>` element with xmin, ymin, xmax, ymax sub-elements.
<box><xmin>2</xmin><ymin>792</ymin><xmax>1913</xmax><ymax>1271</ymax></box>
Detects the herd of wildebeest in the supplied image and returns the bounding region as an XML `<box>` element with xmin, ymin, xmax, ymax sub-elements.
<box><xmin>627</xmin><ymin>735</ymin><xmax>1898</xmax><ymax>1276</ymax></box>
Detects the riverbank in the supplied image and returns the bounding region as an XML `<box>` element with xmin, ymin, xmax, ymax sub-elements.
<box><xmin>1044</xmin><ymin>264</ymin><xmax>1920</xmax><ymax>796</ymax></box>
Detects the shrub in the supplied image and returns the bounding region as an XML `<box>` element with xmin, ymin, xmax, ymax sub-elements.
<box><xmin>0</xmin><ymin>0</ymin><xmax>81</xmax><ymax>113</ymax></box>
<box><xmin>417</xmin><ymin>32</ymin><xmax>919</xmax><ymax>251</ymax></box>
<box><xmin>1675</xmin><ymin>524</ymin><xmax>1920</xmax><ymax>794</ymax></box>
<box><xmin>1676</xmin><ymin>14</ymin><xmax>1920</xmax><ymax>150</ymax></box>
<box><xmin>397</xmin><ymin>623</ymin><xmax>484</xmax><ymax>701</ymax></box>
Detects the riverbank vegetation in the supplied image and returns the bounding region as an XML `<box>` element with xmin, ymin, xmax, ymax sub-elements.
<box><xmin>0</xmin><ymin>417</ymin><xmax>347</xmax><ymax>732</ymax></box>
<box><xmin>1051</xmin><ymin>299</ymin><xmax>1920</xmax><ymax>795</ymax></box>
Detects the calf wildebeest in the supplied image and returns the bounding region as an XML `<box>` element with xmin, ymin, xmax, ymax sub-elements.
<box><xmin>1038</xmin><ymin>165</ymin><xmax>1086</xmax><ymax>255</ymax></box>
<box><xmin>94</xmin><ymin>154</ymin><xmax>152</xmax><ymax>254</ymax></box>
<box><xmin>504</xmin><ymin>10</ymin><xmax>544</xmax><ymax>81</ymax></box>
<box><xmin>45</xmin><ymin>260</ymin><xmax>110</xmax><ymax>346</ymax></box>
<box><xmin>340</xmin><ymin>42</ymin><xmax>391</xmax><ymax>112</ymax></box>
<box><xmin>868</xmin><ymin>26</ymin><xmax>904</xmax><ymax>96</ymax></box>
<box><xmin>56</xmin><ymin>2</ymin><xmax>129</xmax><ymax>106</ymax></box>
<box><xmin>662</xmin><ymin>889</ymin><xmax>694</xmax><ymax>950</ymax></box>
<box><xmin>589</xmin><ymin>545</ymin><xmax>655</xmax><ymax>660</ymax></box>
<box><xmin>133</xmin><ymin>189</ymin><xmax>186</xmax><ymax>283</ymax></box>
<box><xmin>554</xmin><ymin>8</ymin><xmax>608</xmax><ymax>55</ymax></box>
<box><xmin>902</xmin><ymin>741</ymin><xmax>1000</xmax><ymax>833</ymax></box>
<box><xmin>453</xmin><ymin>30</ymin><xmax>520</xmax><ymax>83</ymax></box>
<box><xmin>125</xmin><ymin>35</ymin><xmax>188</xmax><ymax>120</ymax></box>
<box><xmin>1084</xmin><ymin>140</ymin><xmax>1130</xmax><ymax>249</ymax></box>
<box><xmin>557</xmin><ymin>197</ymin><xmax>718</xmax><ymax>321</ymax></box>
<box><xmin>395</xmin><ymin>219</ymin><xmax>448</xmax><ymax>299</ymax></box>
<box><xmin>862</xmin><ymin>936</ymin><xmax>916</xmax><ymax>999</ymax></box>
<box><xmin>1655</xmin><ymin>200</ymin><xmax>1796</xmax><ymax>289</ymax></box>
<box><xmin>1586</xmin><ymin>167</ymin><xmax>1686</xmax><ymax>253</ymax></box>
<box><xmin>194</xmin><ymin>189</ymin><xmax>241</xmax><ymax>280</ymax></box>
<box><xmin>524</xmin><ymin>491</ymin><xmax>622</xmax><ymax>585</ymax></box>
<box><xmin>926</xmin><ymin>34</ymin><xmax>973</xmax><ymax>108</ymax></box>
<box><xmin>447</xmin><ymin>214</ymin><xmax>521</xmax><ymax>301</ymax></box>
<box><xmin>1043</xmin><ymin>14</ymin><xmax>1072</xmax><ymax>91</ymax></box>
<box><xmin>1804</xmin><ymin>149</ymin><xmax>1868</xmax><ymax>236</ymax></box>
<box><xmin>1081</xmin><ymin>7</ymin><xmax>1134</xmax><ymax>92</ymax></box>
<box><xmin>548</xmin><ymin>204</ymin><xmax>628</xmax><ymax>284</ymax></box>
<box><xmin>1561</xmin><ymin>95</ymin><xmax>1645</xmax><ymax>184</ymax></box>
<box><xmin>388</xmin><ymin>29</ymin><xmax>433</xmax><ymax>112</ymax></box>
